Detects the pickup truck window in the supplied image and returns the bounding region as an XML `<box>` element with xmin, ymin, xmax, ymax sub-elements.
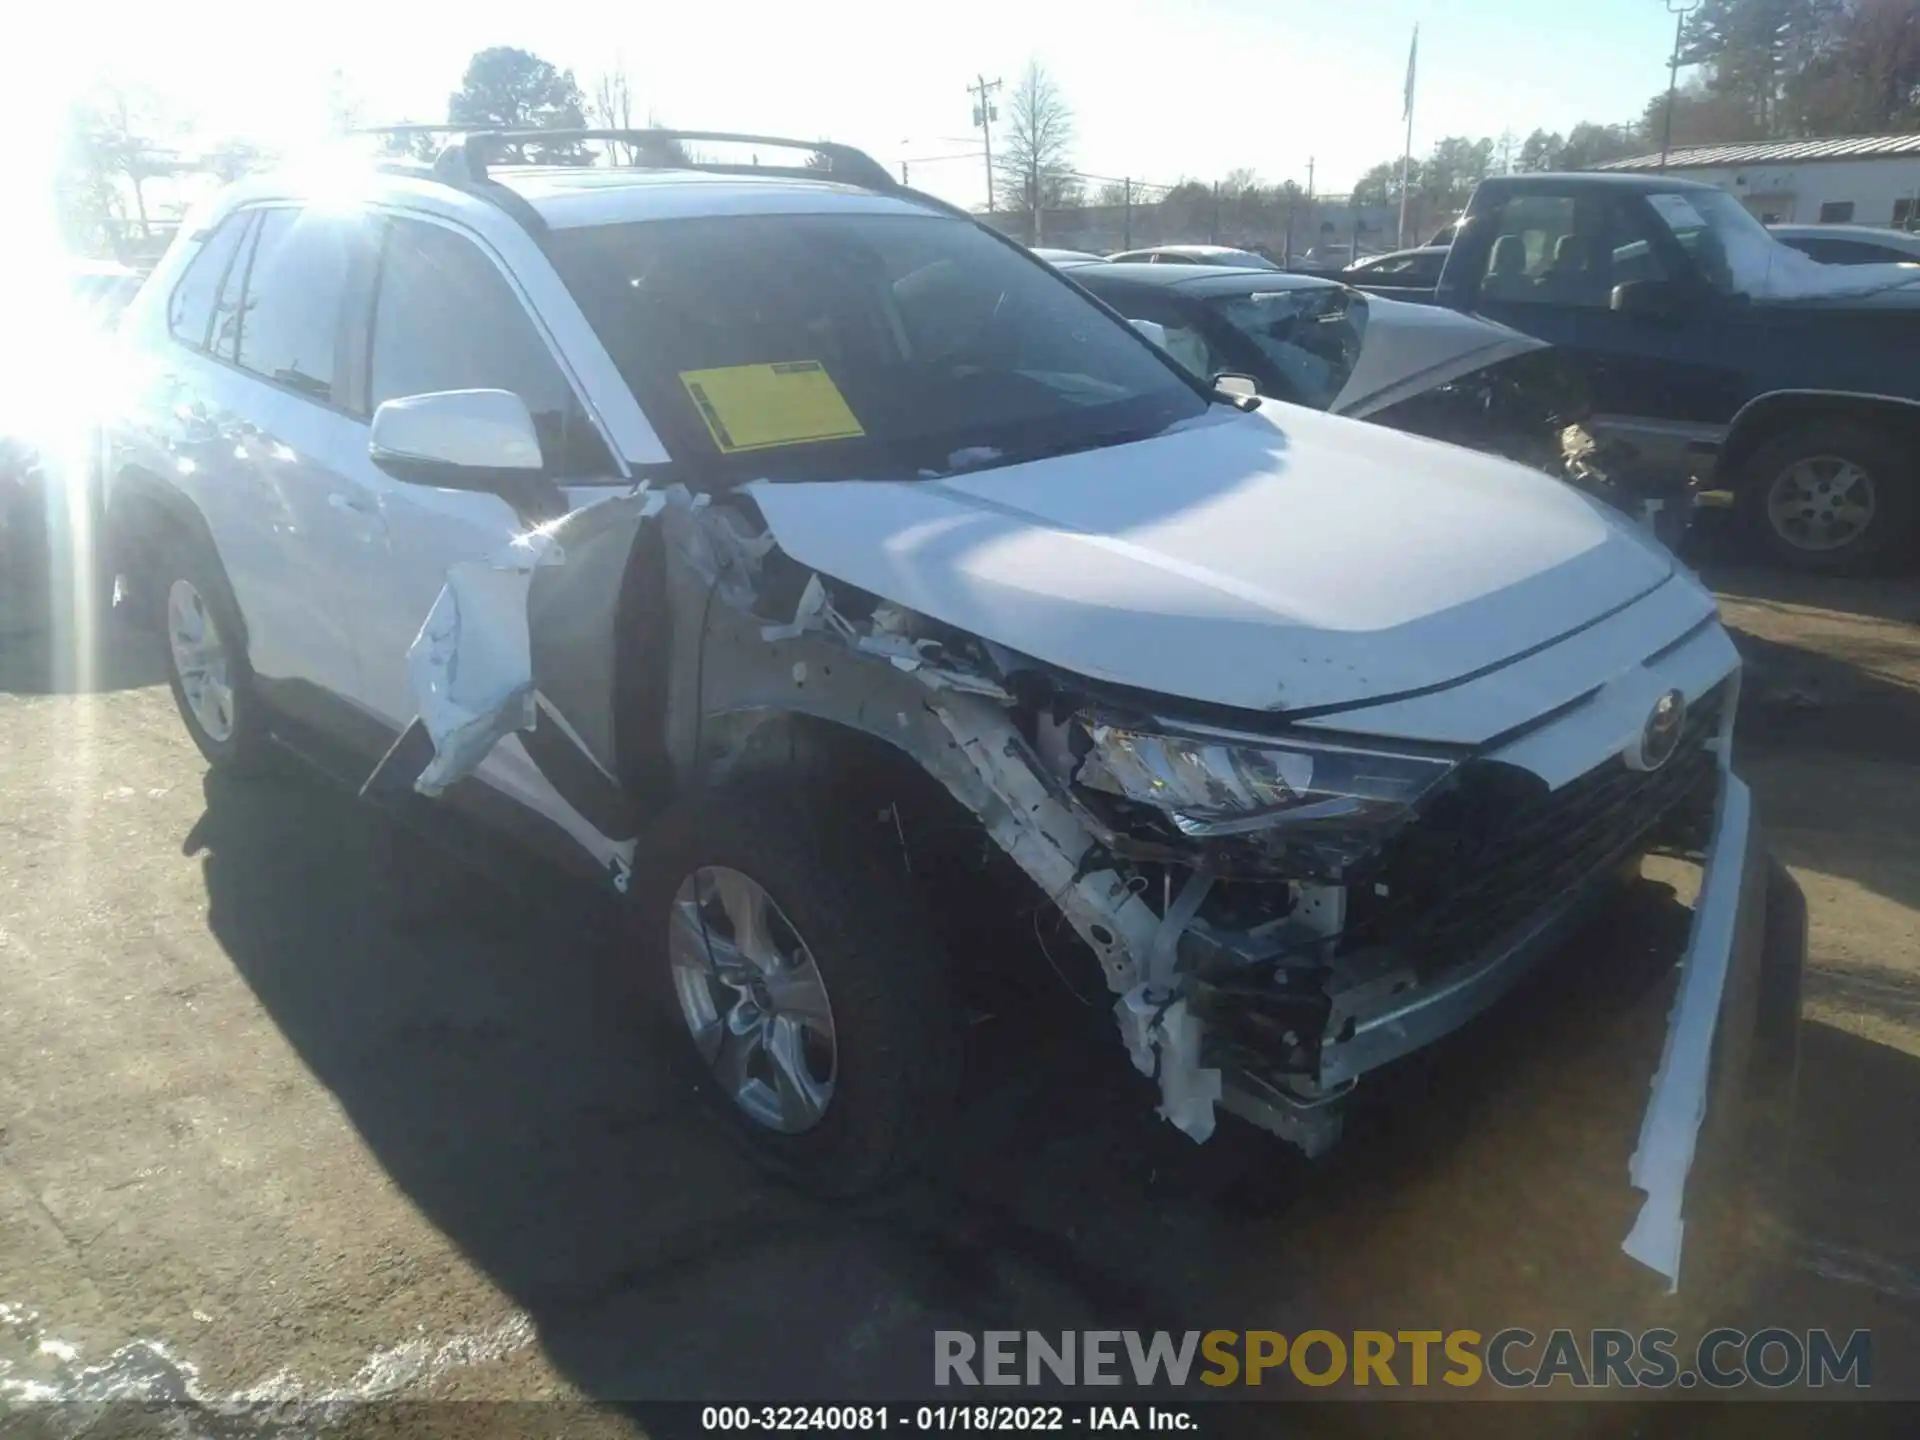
<box><xmin>1478</xmin><ymin>194</ymin><xmax>1671</xmax><ymax>308</ymax></box>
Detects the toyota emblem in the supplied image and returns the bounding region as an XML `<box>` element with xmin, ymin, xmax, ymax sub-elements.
<box><xmin>1631</xmin><ymin>689</ymin><xmax>1688</xmax><ymax>772</ymax></box>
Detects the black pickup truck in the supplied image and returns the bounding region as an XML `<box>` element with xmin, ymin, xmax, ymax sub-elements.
<box><xmin>1346</xmin><ymin>172</ymin><xmax>1920</xmax><ymax>573</ymax></box>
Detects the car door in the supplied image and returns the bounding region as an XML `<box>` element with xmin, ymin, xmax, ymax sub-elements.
<box><xmin>1463</xmin><ymin>188</ymin><xmax>1744</xmax><ymax>476</ymax></box>
<box><xmin>1568</xmin><ymin>193</ymin><xmax>1756</xmax><ymax>469</ymax></box>
<box><xmin>333</xmin><ymin>213</ymin><xmax>632</xmax><ymax>837</ymax></box>
<box><xmin>155</xmin><ymin>205</ymin><xmax>373</xmax><ymax>706</ymax></box>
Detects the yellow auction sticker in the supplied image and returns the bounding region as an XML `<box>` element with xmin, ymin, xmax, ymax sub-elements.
<box><xmin>678</xmin><ymin>361</ymin><xmax>866</xmax><ymax>453</ymax></box>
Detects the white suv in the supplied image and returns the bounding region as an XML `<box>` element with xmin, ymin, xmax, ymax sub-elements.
<box><xmin>104</xmin><ymin>130</ymin><xmax>1802</xmax><ymax>1288</ymax></box>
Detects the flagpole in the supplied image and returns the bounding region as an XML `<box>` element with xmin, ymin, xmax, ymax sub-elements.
<box><xmin>1398</xmin><ymin>24</ymin><xmax>1417</xmax><ymax>249</ymax></box>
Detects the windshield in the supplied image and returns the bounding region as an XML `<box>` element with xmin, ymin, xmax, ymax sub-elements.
<box><xmin>1642</xmin><ymin>188</ymin><xmax>1776</xmax><ymax>296</ymax></box>
<box><xmin>547</xmin><ymin>213</ymin><xmax>1209</xmax><ymax>483</ymax></box>
<box><xmin>1201</xmin><ymin>286</ymin><xmax>1368</xmax><ymax>409</ymax></box>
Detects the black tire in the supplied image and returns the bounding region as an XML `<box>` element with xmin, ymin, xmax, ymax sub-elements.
<box><xmin>1738</xmin><ymin>419</ymin><xmax>1917</xmax><ymax>574</ymax></box>
<box><xmin>632</xmin><ymin>783</ymin><xmax>959</xmax><ymax>1196</ymax></box>
<box><xmin>156</xmin><ymin>531</ymin><xmax>274</xmax><ymax>774</ymax></box>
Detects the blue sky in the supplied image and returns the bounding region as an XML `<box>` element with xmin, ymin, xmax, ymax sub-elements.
<box><xmin>36</xmin><ymin>0</ymin><xmax>1685</xmax><ymax>206</ymax></box>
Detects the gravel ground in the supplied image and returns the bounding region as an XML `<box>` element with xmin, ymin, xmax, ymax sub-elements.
<box><xmin>2</xmin><ymin>556</ymin><xmax>1917</xmax><ymax>1435</ymax></box>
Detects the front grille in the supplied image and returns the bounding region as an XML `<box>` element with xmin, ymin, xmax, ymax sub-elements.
<box><xmin>1343</xmin><ymin>683</ymin><xmax>1727</xmax><ymax>974</ymax></box>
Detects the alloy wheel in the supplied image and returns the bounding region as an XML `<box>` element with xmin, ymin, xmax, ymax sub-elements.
<box><xmin>166</xmin><ymin>579</ymin><xmax>235</xmax><ymax>743</ymax></box>
<box><xmin>668</xmin><ymin>866</ymin><xmax>838</xmax><ymax>1134</ymax></box>
<box><xmin>1765</xmin><ymin>454</ymin><xmax>1877</xmax><ymax>553</ymax></box>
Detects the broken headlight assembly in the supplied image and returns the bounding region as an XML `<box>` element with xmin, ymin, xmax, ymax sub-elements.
<box><xmin>1067</xmin><ymin>717</ymin><xmax>1457</xmax><ymax>876</ymax></box>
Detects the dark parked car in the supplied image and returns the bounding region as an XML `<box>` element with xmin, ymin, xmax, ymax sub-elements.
<box><xmin>1344</xmin><ymin>172</ymin><xmax>1920</xmax><ymax>572</ymax></box>
<box><xmin>1065</xmin><ymin>262</ymin><xmax>1690</xmax><ymax>534</ymax></box>
<box><xmin>1341</xmin><ymin>245</ymin><xmax>1449</xmax><ymax>290</ymax></box>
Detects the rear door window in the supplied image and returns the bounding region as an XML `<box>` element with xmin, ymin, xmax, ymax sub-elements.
<box><xmin>208</xmin><ymin>212</ymin><xmax>260</xmax><ymax>362</ymax></box>
<box><xmin>166</xmin><ymin>214</ymin><xmax>251</xmax><ymax>350</ymax></box>
<box><xmin>234</xmin><ymin>209</ymin><xmax>354</xmax><ymax>403</ymax></box>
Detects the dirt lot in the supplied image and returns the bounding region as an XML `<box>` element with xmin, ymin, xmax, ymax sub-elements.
<box><xmin>2</xmin><ymin>552</ymin><xmax>1918</xmax><ymax>1435</ymax></box>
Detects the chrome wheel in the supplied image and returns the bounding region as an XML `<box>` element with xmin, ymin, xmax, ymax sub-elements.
<box><xmin>166</xmin><ymin>579</ymin><xmax>234</xmax><ymax>743</ymax></box>
<box><xmin>669</xmin><ymin>866</ymin><xmax>837</xmax><ymax>1134</ymax></box>
<box><xmin>1765</xmin><ymin>454</ymin><xmax>1876</xmax><ymax>553</ymax></box>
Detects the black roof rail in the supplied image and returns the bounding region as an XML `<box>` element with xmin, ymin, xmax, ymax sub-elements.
<box><xmin>348</xmin><ymin>126</ymin><xmax>969</xmax><ymax>233</ymax></box>
<box><xmin>424</xmin><ymin>128</ymin><xmax>899</xmax><ymax>192</ymax></box>
<box><xmin>349</xmin><ymin>127</ymin><xmax>552</xmax><ymax>238</ymax></box>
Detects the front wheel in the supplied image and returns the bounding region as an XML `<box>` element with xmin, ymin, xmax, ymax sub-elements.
<box><xmin>1739</xmin><ymin>420</ymin><xmax>1916</xmax><ymax>574</ymax></box>
<box><xmin>633</xmin><ymin>784</ymin><xmax>960</xmax><ymax>1195</ymax></box>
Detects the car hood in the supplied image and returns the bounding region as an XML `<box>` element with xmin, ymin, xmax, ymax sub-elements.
<box><xmin>1331</xmin><ymin>296</ymin><xmax>1547</xmax><ymax>418</ymax></box>
<box><xmin>747</xmin><ymin>407</ymin><xmax>1675</xmax><ymax>717</ymax></box>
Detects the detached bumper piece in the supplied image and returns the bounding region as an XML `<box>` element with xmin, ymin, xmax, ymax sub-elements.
<box><xmin>1624</xmin><ymin>777</ymin><xmax>1804</xmax><ymax>1290</ymax></box>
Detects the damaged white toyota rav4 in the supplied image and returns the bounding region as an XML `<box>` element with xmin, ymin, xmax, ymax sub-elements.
<box><xmin>105</xmin><ymin>130</ymin><xmax>1803</xmax><ymax>1290</ymax></box>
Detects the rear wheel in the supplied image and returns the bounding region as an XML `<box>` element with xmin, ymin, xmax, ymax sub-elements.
<box><xmin>633</xmin><ymin>784</ymin><xmax>959</xmax><ymax>1195</ymax></box>
<box><xmin>158</xmin><ymin>536</ymin><xmax>273</xmax><ymax>773</ymax></box>
<box><xmin>1739</xmin><ymin>420</ymin><xmax>1915</xmax><ymax>574</ymax></box>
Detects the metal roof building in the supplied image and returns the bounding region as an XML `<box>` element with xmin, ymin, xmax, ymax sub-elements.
<box><xmin>1595</xmin><ymin>134</ymin><xmax>1920</xmax><ymax>228</ymax></box>
<box><xmin>1598</xmin><ymin>134</ymin><xmax>1920</xmax><ymax>170</ymax></box>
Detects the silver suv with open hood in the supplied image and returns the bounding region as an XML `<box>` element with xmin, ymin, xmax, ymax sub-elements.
<box><xmin>102</xmin><ymin>130</ymin><xmax>1805</xmax><ymax>1293</ymax></box>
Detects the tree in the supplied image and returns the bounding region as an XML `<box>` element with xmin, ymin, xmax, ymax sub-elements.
<box><xmin>587</xmin><ymin>68</ymin><xmax>691</xmax><ymax>166</ymax></box>
<box><xmin>52</xmin><ymin>88</ymin><xmax>186</xmax><ymax>259</ymax></box>
<box><xmin>1093</xmin><ymin>179</ymin><xmax>1131</xmax><ymax>206</ymax></box>
<box><xmin>448</xmin><ymin>46</ymin><xmax>591</xmax><ymax>164</ymax></box>
<box><xmin>1783</xmin><ymin>0</ymin><xmax>1920</xmax><ymax>135</ymax></box>
<box><xmin>1558</xmin><ymin>121</ymin><xmax>1644</xmax><ymax>170</ymax></box>
<box><xmin>327</xmin><ymin>68</ymin><xmax>364</xmax><ymax>138</ymax></box>
<box><xmin>1419</xmin><ymin>134</ymin><xmax>1495</xmax><ymax>210</ymax></box>
<box><xmin>1681</xmin><ymin>0</ymin><xmax>1837</xmax><ymax>135</ymax></box>
<box><xmin>53</xmin><ymin>102</ymin><xmax>132</xmax><ymax>260</ymax></box>
<box><xmin>1517</xmin><ymin>128</ymin><xmax>1564</xmax><ymax>171</ymax></box>
<box><xmin>996</xmin><ymin>60</ymin><xmax>1080</xmax><ymax>239</ymax></box>
<box><xmin>1640</xmin><ymin>79</ymin><xmax>1764</xmax><ymax>151</ymax></box>
<box><xmin>1492</xmin><ymin>128</ymin><xmax>1520</xmax><ymax>175</ymax></box>
<box><xmin>1350</xmin><ymin>158</ymin><xmax>1415</xmax><ymax>207</ymax></box>
<box><xmin>203</xmin><ymin>139</ymin><xmax>271</xmax><ymax>183</ymax></box>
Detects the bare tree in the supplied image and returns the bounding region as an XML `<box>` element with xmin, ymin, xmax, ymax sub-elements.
<box><xmin>996</xmin><ymin>60</ymin><xmax>1079</xmax><ymax>241</ymax></box>
<box><xmin>327</xmin><ymin>68</ymin><xmax>365</xmax><ymax>137</ymax></box>
<box><xmin>590</xmin><ymin>67</ymin><xmax>637</xmax><ymax>162</ymax></box>
<box><xmin>588</xmin><ymin>67</ymin><xmax>691</xmax><ymax>166</ymax></box>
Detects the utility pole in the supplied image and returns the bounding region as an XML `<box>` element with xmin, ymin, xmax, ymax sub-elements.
<box><xmin>1660</xmin><ymin>0</ymin><xmax>1701</xmax><ymax>172</ymax></box>
<box><xmin>1123</xmin><ymin>177</ymin><xmax>1132</xmax><ymax>249</ymax></box>
<box><xmin>968</xmin><ymin>74</ymin><xmax>1001</xmax><ymax>210</ymax></box>
<box><xmin>901</xmin><ymin>160</ymin><xmax>909</xmax><ymax>185</ymax></box>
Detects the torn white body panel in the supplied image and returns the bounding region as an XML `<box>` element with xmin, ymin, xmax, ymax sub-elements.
<box><xmin>406</xmin><ymin>533</ymin><xmax>558</xmax><ymax>798</ymax></box>
<box><xmin>1117</xmin><ymin>988</ymin><xmax>1222</xmax><ymax>1142</ymax></box>
<box><xmin>1622</xmin><ymin>772</ymin><xmax>1753</xmax><ymax>1290</ymax></box>
<box><xmin>747</xmin><ymin>406</ymin><xmax>1674</xmax><ymax>716</ymax></box>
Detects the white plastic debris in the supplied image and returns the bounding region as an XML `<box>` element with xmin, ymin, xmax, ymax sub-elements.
<box><xmin>1621</xmin><ymin>775</ymin><xmax>1752</xmax><ymax>1290</ymax></box>
<box><xmin>760</xmin><ymin>573</ymin><xmax>829</xmax><ymax>641</ymax></box>
<box><xmin>407</xmin><ymin>528</ymin><xmax>566</xmax><ymax>797</ymax></box>
<box><xmin>1117</xmin><ymin>986</ymin><xmax>1222</xmax><ymax>1142</ymax></box>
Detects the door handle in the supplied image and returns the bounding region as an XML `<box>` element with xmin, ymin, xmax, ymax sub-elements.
<box><xmin>327</xmin><ymin>491</ymin><xmax>376</xmax><ymax>516</ymax></box>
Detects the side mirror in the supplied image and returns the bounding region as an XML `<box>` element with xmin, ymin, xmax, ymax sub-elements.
<box><xmin>1610</xmin><ymin>279</ymin><xmax>1688</xmax><ymax>318</ymax></box>
<box><xmin>1128</xmin><ymin>317</ymin><xmax>1169</xmax><ymax>347</ymax></box>
<box><xmin>1213</xmin><ymin>373</ymin><xmax>1260</xmax><ymax>401</ymax></box>
<box><xmin>369</xmin><ymin>388</ymin><xmax>546</xmax><ymax>491</ymax></box>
